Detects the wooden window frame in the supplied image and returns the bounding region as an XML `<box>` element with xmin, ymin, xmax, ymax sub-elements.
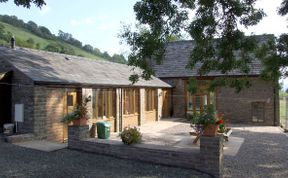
<box><xmin>186</xmin><ymin>80</ymin><xmax>215</xmax><ymax>114</ymax></box>
<box><xmin>146</xmin><ymin>89</ymin><xmax>157</xmax><ymax>111</ymax></box>
<box><xmin>123</xmin><ymin>88</ymin><xmax>139</xmax><ymax>115</ymax></box>
<box><xmin>92</xmin><ymin>89</ymin><xmax>116</xmax><ymax>119</ymax></box>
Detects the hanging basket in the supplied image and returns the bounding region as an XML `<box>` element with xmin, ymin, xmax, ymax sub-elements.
<box><xmin>203</xmin><ymin>124</ymin><xmax>219</xmax><ymax>137</ymax></box>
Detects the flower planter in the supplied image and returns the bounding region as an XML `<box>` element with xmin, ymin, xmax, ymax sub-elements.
<box><xmin>203</xmin><ymin>124</ymin><xmax>219</xmax><ymax>137</ymax></box>
<box><xmin>72</xmin><ymin>118</ymin><xmax>88</xmax><ymax>126</ymax></box>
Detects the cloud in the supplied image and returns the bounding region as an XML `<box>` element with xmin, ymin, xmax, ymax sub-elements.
<box><xmin>39</xmin><ymin>6</ymin><xmax>51</xmax><ymax>15</ymax></box>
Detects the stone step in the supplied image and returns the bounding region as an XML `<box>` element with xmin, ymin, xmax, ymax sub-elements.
<box><xmin>5</xmin><ymin>133</ymin><xmax>35</xmax><ymax>143</ymax></box>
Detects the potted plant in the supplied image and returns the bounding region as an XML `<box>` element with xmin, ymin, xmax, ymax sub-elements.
<box><xmin>62</xmin><ymin>101</ymin><xmax>89</xmax><ymax>126</ymax></box>
<box><xmin>191</xmin><ymin>104</ymin><xmax>224</xmax><ymax>137</ymax></box>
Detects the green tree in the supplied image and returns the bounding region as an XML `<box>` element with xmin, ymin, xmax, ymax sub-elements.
<box><xmin>121</xmin><ymin>0</ymin><xmax>288</xmax><ymax>92</ymax></box>
<box><xmin>83</xmin><ymin>44</ymin><xmax>94</xmax><ymax>53</ymax></box>
<box><xmin>0</xmin><ymin>24</ymin><xmax>5</xmax><ymax>40</ymax></box>
<box><xmin>0</xmin><ymin>0</ymin><xmax>45</xmax><ymax>8</ymax></box>
<box><xmin>111</xmin><ymin>54</ymin><xmax>127</xmax><ymax>64</ymax></box>
<box><xmin>35</xmin><ymin>43</ymin><xmax>40</xmax><ymax>49</ymax></box>
<box><xmin>26</xmin><ymin>37</ymin><xmax>35</xmax><ymax>48</ymax></box>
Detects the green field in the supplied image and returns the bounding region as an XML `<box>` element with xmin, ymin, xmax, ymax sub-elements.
<box><xmin>0</xmin><ymin>21</ymin><xmax>105</xmax><ymax>60</ymax></box>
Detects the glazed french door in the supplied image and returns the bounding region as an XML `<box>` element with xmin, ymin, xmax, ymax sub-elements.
<box><xmin>63</xmin><ymin>91</ymin><xmax>77</xmax><ymax>142</ymax></box>
<box><xmin>187</xmin><ymin>94</ymin><xmax>209</xmax><ymax>114</ymax></box>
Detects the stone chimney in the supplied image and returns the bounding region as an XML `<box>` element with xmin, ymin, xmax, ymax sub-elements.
<box><xmin>10</xmin><ymin>36</ymin><xmax>15</xmax><ymax>49</ymax></box>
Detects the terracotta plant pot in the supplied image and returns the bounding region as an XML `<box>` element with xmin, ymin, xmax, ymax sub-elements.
<box><xmin>72</xmin><ymin>118</ymin><xmax>87</xmax><ymax>126</ymax></box>
<box><xmin>203</xmin><ymin>124</ymin><xmax>219</xmax><ymax>137</ymax></box>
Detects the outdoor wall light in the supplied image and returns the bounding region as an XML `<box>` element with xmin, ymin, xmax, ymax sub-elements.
<box><xmin>85</xmin><ymin>95</ymin><xmax>92</xmax><ymax>102</ymax></box>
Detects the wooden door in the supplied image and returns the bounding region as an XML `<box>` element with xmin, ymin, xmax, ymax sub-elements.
<box><xmin>63</xmin><ymin>91</ymin><xmax>77</xmax><ymax>142</ymax></box>
<box><xmin>162</xmin><ymin>89</ymin><xmax>171</xmax><ymax>118</ymax></box>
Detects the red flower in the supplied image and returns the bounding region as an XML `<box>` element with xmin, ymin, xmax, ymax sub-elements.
<box><xmin>217</xmin><ymin>119</ymin><xmax>224</xmax><ymax>124</ymax></box>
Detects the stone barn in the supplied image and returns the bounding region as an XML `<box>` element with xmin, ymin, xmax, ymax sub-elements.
<box><xmin>0</xmin><ymin>47</ymin><xmax>171</xmax><ymax>142</ymax></box>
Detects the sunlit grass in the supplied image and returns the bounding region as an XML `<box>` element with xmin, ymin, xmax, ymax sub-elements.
<box><xmin>0</xmin><ymin>21</ymin><xmax>105</xmax><ymax>60</ymax></box>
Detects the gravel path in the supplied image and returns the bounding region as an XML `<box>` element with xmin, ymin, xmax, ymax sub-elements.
<box><xmin>224</xmin><ymin>126</ymin><xmax>288</xmax><ymax>178</ymax></box>
<box><xmin>0</xmin><ymin>140</ymin><xmax>211</xmax><ymax>178</ymax></box>
<box><xmin>1</xmin><ymin>125</ymin><xmax>287</xmax><ymax>178</ymax></box>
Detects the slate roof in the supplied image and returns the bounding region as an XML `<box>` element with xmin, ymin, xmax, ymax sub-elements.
<box><xmin>0</xmin><ymin>47</ymin><xmax>171</xmax><ymax>88</ymax></box>
<box><xmin>152</xmin><ymin>35</ymin><xmax>271</xmax><ymax>78</ymax></box>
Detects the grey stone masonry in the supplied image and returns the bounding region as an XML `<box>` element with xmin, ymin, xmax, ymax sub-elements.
<box><xmin>68</xmin><ymin>125</ymin><xmax>89</xmax><ymax>142</ymax></box>
<box><xmin>68</xmin><ymin>126</ymin><xmax>224</xmax><ymax>178</ymax></box>
<box><xmin>200</xmin><ymin>136</ymin><xmax>224</xmax><ymax>178</ymax></box>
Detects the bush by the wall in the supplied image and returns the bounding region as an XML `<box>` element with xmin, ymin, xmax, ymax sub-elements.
<box><xmin>120</xmin><ymin>127</ymin><xmax>142</xmax><ymax>145</ymax></box>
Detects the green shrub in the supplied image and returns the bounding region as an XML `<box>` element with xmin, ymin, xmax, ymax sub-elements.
<box><xmin>61</xmin><ymin>101</ymin><xmax>89</xmax><ymax>123</ymax></box>
<box><xmin>191</xmin><ymin>104</ymin><xmax>216</xmax><ymax>126</ymax></box>
<box><xmin>120</xmin><ymin>127</ymin><xmax>142</xmax><ymax>145</ymax></box>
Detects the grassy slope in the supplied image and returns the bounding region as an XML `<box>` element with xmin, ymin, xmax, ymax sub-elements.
<box><xmin>0</xmin><ymin>21</ymin><xmax>105</xmax><ymax>60</ymax></box>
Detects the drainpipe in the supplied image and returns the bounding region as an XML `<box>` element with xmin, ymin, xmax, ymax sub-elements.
<box><xmin>119</xmin><ymin>88</ymin><xmax>123</xmax><ymax>131</ymax></box>
<box><xmin>273</xmin><ymin>85</ymin><xmax>278</xmax><ymax>126</ymax></box>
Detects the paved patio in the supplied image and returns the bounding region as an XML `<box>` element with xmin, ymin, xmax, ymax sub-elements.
<box><xmin>110</xmin><ymin>118</ymin><xmax>197</xmax><ymax>147</ymax></box>
<box><xmin>14</xmin><ymin>140</ymin><xmax>67</xmax><ymax>152</ymax></box>
<box><xmin>111</xmin><ymin>118</ymin><xmax>242</xmax><ymax>156</ymax></box>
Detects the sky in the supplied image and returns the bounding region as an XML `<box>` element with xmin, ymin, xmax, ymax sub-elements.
<box><xmin>0</xmin><ymin>0</ymin><xmax>286</xmax><ymax>55</ymax></box>
<box><xmin>0</xmin><ymin>0</ymin><xmax>288</xmax><ymax>55</ymax></box>
<box><xmin>0</xmin><ymin>0</ymin><xmax>287</xmax><ymax>87</ymax></box>
<box><xmin>0</xmin><ymin>0</ymin><xmax>138</xmax><ymax>56</ymax></box>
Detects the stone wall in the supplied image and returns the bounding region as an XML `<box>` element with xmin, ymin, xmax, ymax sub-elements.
<box><xmin>139</xmin><ymin>88</ymin><xmax>145</xmax><ymax>125</ymax></box>
<box><xmin>33</xmin><ymin>86</ymin><xmax>165</xmax><ymax>142</ymax></box>
<box><xmin>145</xmin><ymin>111</ymin><xmax>157</xmax><ymax>122</ymax></box>
<box><xmin>162</xmin><ymin>78</ymin><xmax>186</xmax><ymax>118</ymax></box>
<box><xmin>157</xmin><ymin>88</ymin><xmax>163</xmax><ymax>121</ymax></box>
<box><xmin>0</xmin><ymin>59</ymin><xmax>34</xmax><ymax>133</ymax></box>
<box><xmin>122</xmin><ymin>114</ymin><xmax>140</xmax><ymax>128</ymax></box>
<box><xmin>217</xmin><ymin>79</ymin><xmax>278</xmax><ymax>125</ymax></box>
<box><xmin>33</xmin><ymin>86</ymin><xmax>70</xmax><ymax>141</ymax></box>
<box><xmin>162</xmin><ymin>77</ymin><xmax>278</xmax><ymax>125</ymax></box>
<box><xmin>68</xmin><ymin>125</ymin><xmax>224</xmax><ymax>178</ymax></box>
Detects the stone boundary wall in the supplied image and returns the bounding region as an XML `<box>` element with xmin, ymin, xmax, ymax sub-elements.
<box><xmin>68</xmin><ymin>126</ymin><xmax>223</xmax><ymax>178</ymax></box>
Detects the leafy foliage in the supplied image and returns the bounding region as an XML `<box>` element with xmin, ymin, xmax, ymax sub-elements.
<box><xmin>0</xmin><ymin>0</ymin><xmax>45</xmax><ymax>8</ymax></box>
<box><xmin>44</xmin><ymin>43</ymin><xmax>75</xmax><ymax>55</ymax></box>
<box><xmin>191</xmin><ymin>104</ymin><xmax>216</xmax><ymax>126</ymax></box>
<box><xmin>121</xmin><ymin>0</ymin><xmax>287</xmax><ymax>91</ymax></box>
<box><xmin>120</xmin><ymin>127</ymin><xmax>142</xmax><ymax>145</ymax></box>
<box><xmin>62</xmin><ymin>101</ymin><xmax>89</xmax><ymax>123</ymax></box>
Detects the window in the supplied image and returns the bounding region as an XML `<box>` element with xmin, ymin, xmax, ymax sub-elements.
<box><xmin>67</xmin><ymin>95</ymin><xmax>74</xmax><ymax>106</ymax></box>
<box><xmin>123</xmin><ymin>89</ymin><xmax>139</xmax><ymax>115</ymax></box>
<box><xmin>92</xmin><ymin>89</ymin><xmax>116</xmax><ymax>119</ymax></box>
<box><xmin>186</xmin><ymin>80</ymin><xmax>215</xmax><ymax>114</ymax></box>
<box><xmin>251</xmin><ymin>102</ymin><xmax>265</xmax><ymax>123</ymax></box>
<box><xmin>146</xmin><ymin>89</ymin><xmax>157</xmax><ymax>111</ymax></box>
<box><xmin>66</xmin><ymin>92</ymin><xmax>77</xmax><ymax>113</ymax></box>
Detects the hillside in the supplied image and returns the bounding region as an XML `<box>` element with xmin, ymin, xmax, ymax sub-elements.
<box><xmin>0</xmin><ymin>15</ymin><xmax>126</xmax><ymax>63</ymax></box>
<box><xmin>0</xmin><ymin>21</ymin><xmax>106</xmax><ymax>60</ymax></box>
